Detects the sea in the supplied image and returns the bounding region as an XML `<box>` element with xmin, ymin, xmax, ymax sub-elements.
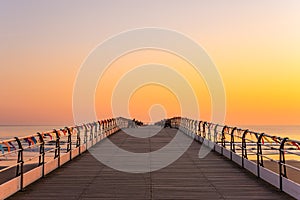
<box><xmin>0</xmin><ymin>125</ymin><xmax>67</xmax><ymax>140</ymax></box>
<box><xmin>241</xmin><ymin>125</ymin><xmax>300</xmax><ymax>141</ymax></box>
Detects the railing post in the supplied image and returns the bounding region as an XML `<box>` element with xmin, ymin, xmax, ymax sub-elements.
<box><xmin>94</xmin><ymin>122</ymin><xmax>98</xmax><ymax>140</ymax></box>
<box><xmin>214</xmin><ymin>124</ymin><xmax>219</xmax><ymax>151</ymax></box>
<box><xmin>99</xmin><ymin>121</ymin><xmax>103</xmax><ymax>139</ymax></box>
<box><xmin>279</xmin><ymin>137</ymin><xmax>288</xmax><ymax>191</ymax></box>
<box><xmin>53</xmin><ymin>129</ymin><xmax>60</xmax><ymax>167</ymax></box>
<box><xmin>109</xmin><ymin>119</ymin><xmax>112</xmax><ymax>135</ymax></box>
<box><xmin>114</xmin><ymin>118</ymin><xmax>117</xmax><ymax>132</ymax></box>
<box><xmin>112</xmin><ymin>119</ymin><xmax>115</xmax><ymax>134</ymax></box>
<box><xmin>198</xmin><ymin>121</ymin><xmax>202</xmax><ymax>137</ymax></box>
<box><xmin>185</xmin><ymin>118</ymin><xmax>188</xmax><ymax>134</ymax></box>
<box><xmin>221</xmin><ymin>126</ymin><xmax>227</xmax><ymax>148</ymax></box>
<box><xmin>112</xmin><ymin>119</ymin><xmax>114</xmax><ymax>133</ymax></box>
<box><xmin>257</xmin><ymin>133</ymin><xmax>264</xmax><ymax>178</ymax></box>
<box><xmin>214</xmin><ymin>124</ymin><xmax>219</xmax><ymax>144</ymax></box>
<box><xmin>66</xmin><ymin>127</ymin><xmax>72</xmax><ymax>160</ymax></box>
<box><xmin>187</xmin><ymin>119</ymin><xmax>190</xmax><ymax>135</ymax></box>
<box><xmin>108</xmin><ymin>119</ymin><xmax>111</xmax><ymax>135</ymax></box>
<box><xmin>100</xmin><ymin>121</ymin><xmax>103</xmax><ymax>139</ymax></box>
<box><xmin>37</xmin><ymin>132</ymin><xmax>45</xmax><ymax>177</ymax></box>
<box><xmin>203</xmin><ymin>122</ymin><xmax>207</xmax><ymax>139</ymax></box>
<box><xmin>76</xmin><ymin>126</ymin><xmax>81</xmax><ymax>154</ymax></box>
<box><xmin>105</xmin><ymin>120</ymin><xmax>108</xmax><ymax>137</ymax></box>
<box><xmin>83</xmin><ymin>124</ymin><xmax>88</xmax><ymax>145</ymax></box>
<box><xmin>193</xmin><ymin>120</ymin><xmax>195</xmax><ymax>135</ymax></box>
<box><xmin>107</xmin><ymin>120</ymin><xmax>110</xmax><ymax>136</ymax></box>
<box><xmin>104</xmin><ymin>120</ymin><xmax>107</xmax><ymax>137</ymax></box>
<box><xmin>193</xmin><ymin>120</ymin><xmax>197</xmax><ymax>135</ymax></box>
<box><xmin>242</xmin><ymin>129</ymin><xmax>249</xmax><ymax>168</ymax></box>
<box><xmin>184</xmin><ymin>118</ymin><xmax>188</xmax><ymax>135</ymax></box>
<box><xmin>220</xmin><ymin>126</ymin><xmax>227</xmax><ymax>155</ymax></box>
<box><xmin>90</xmin><ymin>123</ymin><xmax>94</xmax><ymax>146</ymax></box>
<box><xmin>230</xmin><ymin>127</ymin><xmax>236</xmax><ymax>153</ymax></box>
<box><xmin>207</xmin><ymin>123</ymin><xmax>212</xmax><ymax>141</ymax></box>
<box><xmin>14</xmin><ymin>137</ymin><xmax>24</xmax><ymax>191</ymax></box>
<box><xmin>230</xmin><ymin>127</ymin><xmax>237</xmax><ymax>160</ymax></box>
<box><xmin>191</xmin><ymin>120</ymin><xmax>194</xmax><ymax>137</ymax></box>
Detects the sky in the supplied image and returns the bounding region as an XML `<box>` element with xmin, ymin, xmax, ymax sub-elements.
<box><xmin>0</xmin><ymin>0</ymin><xmax>300</xmax><ymax>126</ymax></box>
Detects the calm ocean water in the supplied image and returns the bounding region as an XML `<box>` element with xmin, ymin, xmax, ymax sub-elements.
<box><xmin>241</xmin><ymin>125</ymin><xmax>300</xmax><ymax>141</ymax></box>
<box><xmin>0</xmin><ymin>125</ymin><xmax>66</xmax><ymax>140</ymax></box>
<box><xmin>0</xmin><ymin>125</ymin><xmax>299</xmax><ymax>141</ymax></box>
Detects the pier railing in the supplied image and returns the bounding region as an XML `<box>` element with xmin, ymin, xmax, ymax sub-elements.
<box><xmin>1</xmin><ymin>117</ymin><xmax>300</xmax><ymax>199</ymax></box>
<box><xmin>0</xmin><ymin>117</ymin><xmax>129</xmax><ymax>199</ymax></box>
<box><xmin>165</xmin><ymin>117</ymin><xmax>300</xmax><ymax>198</ymax></box>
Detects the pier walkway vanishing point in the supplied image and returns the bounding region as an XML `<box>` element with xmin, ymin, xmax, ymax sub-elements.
<box><xmin>1</xmin><ymin>118</ymin><xmax>300</xmax><ymax>199</ymax></box>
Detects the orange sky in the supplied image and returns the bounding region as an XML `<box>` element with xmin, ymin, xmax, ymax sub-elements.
<box><xmin>0</xmin><ymin>1</ymin><xmax>300</xmax><ymax>126</ymax></box>
<box><xmin>95</xmin><ymin>50</ymin><xmax>210</xmax><ymax>123</ymax></box>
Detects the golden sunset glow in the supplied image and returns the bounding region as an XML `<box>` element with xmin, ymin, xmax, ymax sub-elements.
<box><xmin>128</xmin><ymin>84</ymin><xmax>181</xmax><ymax>123</ymax></box>
<box><xmin>95</xmin><ymin>49</ymin><xmax>211</xmax><ymax>122</ymax></box>
<box><xmin>0</xmin><ymin>1</ymin><xmax>300</xmax><ymax>126</ymax></box>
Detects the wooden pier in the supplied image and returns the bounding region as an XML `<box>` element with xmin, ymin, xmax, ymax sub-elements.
<box><xmin>8</xmin><ymin>127</ymin><xmax>293</xmax><ymax>200</ymax></box>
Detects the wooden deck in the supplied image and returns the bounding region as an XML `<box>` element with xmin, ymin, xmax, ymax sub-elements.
<box><xmin>8</xmin><ymin>127</ymin><xmax>294</xmax><ymax>199</ymax></box>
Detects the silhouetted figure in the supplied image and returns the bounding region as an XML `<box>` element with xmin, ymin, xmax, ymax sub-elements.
<box><xmin>164</xmin><ymin>119</ymin><xmax>172</xmax><ymax>128</ymax></box>
<box><xmin>136</xmin><ymin>120</ymin><xmax>143</xmax><ymax>126</ymax></box>
<box><xmin>128</xmin><ymin>118</ymin><xmax>144</xmax><ymax>128</ymax></box>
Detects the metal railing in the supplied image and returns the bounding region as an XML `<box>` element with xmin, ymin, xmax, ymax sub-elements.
<box><xmin>0</xmin><ymin>117</ymin><xmax>129</xmax><ymax>194</ymax></box>
<box><xmin>166</xmin><ymin>117</ymin><xmax>300</xmax><ymax>191</ymax></box>
<box><xmin>2</xmin><ymin>116</ymin><xmax>300</xmax><ymax>198</ymax></box>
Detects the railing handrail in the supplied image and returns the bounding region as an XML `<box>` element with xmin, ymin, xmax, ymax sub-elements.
<box><xmin>0</xmin><ymin>117</ymin><xmax>130</xmax><ymax>196</ymax></box>
<box><xmin>161</xmin><ymin>116</ymin><xmax>300</xmax><ymax>145</ymax></box>
<box><xmin>162</xmin><ymin>116</ymin><xmax>300</xmax><ymax>192</ymax></box>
